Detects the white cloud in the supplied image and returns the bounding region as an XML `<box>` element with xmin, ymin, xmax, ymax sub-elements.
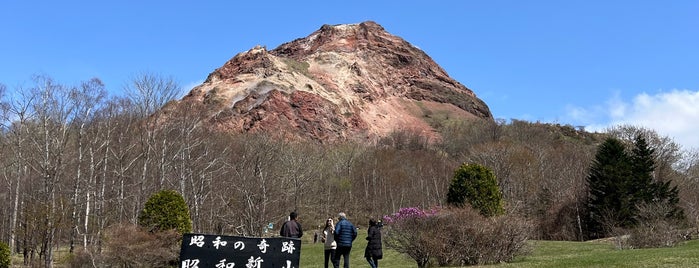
<box><xmin>574</xmin><ymin>90</ymin><xmax>699</xmax><ymax>150</ymax></box>
<box><xmin>607</xmin><ymin>91</ymin><xmax>628</xmax><ymax>119</ymax></box>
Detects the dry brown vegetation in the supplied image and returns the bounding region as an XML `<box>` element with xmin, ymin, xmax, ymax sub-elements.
<box><xmin>383</xmin><ymin>207</ymin><xmax>533</xmax><ymax>267</ymax></box>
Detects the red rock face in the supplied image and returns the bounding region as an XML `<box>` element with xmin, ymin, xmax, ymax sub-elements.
<box><xmin>176</xmin><ymin>21</ymin><xmax>492</xmax><ymax>143</ymax></box>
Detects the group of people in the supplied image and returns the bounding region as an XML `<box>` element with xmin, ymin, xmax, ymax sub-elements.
<box><xmin>280</xmin><ymin>211</ymin><xmax>383</xmax><ymax>268</ymax></box>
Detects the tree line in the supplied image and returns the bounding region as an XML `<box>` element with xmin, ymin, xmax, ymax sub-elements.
<box><xmin>1</xmin><ymin>74</ymin><xmax>699</xmax><ymax>266</ymax></box>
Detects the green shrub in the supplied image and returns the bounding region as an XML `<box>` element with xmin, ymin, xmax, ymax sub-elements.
<box><xmin>447</xmin><ymin>163</ymin><xmax>504</xmax><ymax>217</ymax></box>
<box><xmin>138</xmin><ymin>189</ymin><xmax>192</xmax><ymax>233</ymax></box>
<box><xmin>0</xmin><ymin>241</ymin><xmax>9</xmax><ymax>268</ymax></box>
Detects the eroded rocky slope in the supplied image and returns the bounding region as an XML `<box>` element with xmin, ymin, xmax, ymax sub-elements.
<box><xmin>176</xmin><ymin>21</ymin><xmax>492</xmax><ymax>143</ymax></box>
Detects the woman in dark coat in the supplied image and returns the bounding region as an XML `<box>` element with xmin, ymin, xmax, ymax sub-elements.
<box><xmin>364</xmin><ymin>218</ymin><xmax>383</xmax><ymax>268</ymax></box>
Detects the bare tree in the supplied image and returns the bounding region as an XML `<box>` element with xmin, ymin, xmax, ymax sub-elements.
<box><xmin>159</xmin><ymin>101</ymin><xmax>227</xmax><ymax>232</ymax></box>
<box><xmin>0</xmin><ymin>83</ymin><xmax>20</xmax><ymax>251</ymax></box>
<box><xmin>20</xmin><ymin>75</ymin><xmax>80</xmax><ymax>267</ymax></box>
<box><xmin>672</xmin><ymin>149</ymin><xmax>699</xmax><ymax>229</ymax></box>
<box><xmin>91</xmin><ymin>97</ymin><xmax>140</xmax><ymax>252</ymax></box>
<box><xmin>123</xmin><ymin>73</ymin><xmax>181</xmax><ymax>224</ymax></box>
<box><xmin>277</xmin><ymin>142</ymin><xmax>323</xmax><ymax>213</ymax></box>
<box><xmin>100</xmin><ymin>98</ymin><xmax>142</xmax><ymax>224</ymax></box>
<box><xmin>2</xmin><ymin>85</ymin><xmax>38</xmax><ymax>264</ymax></box>
<box><xmin>325</xmin><ymin>143</ymin><xmax>365</xmax><ymax>213</ymax></box>
<box><xmin>66</xmin><ymin>78</ymin><xmax>106</xmax><ymax>253</ymax></box>
<box><xmin>222</xmin><ymin>135</ymin><xmax>285</xmax><ymax>237</ymax></box>
<box><xmin>123</xmin><ymin>73</ymin><xmax>181</xmax><ymax>118</ymax></box>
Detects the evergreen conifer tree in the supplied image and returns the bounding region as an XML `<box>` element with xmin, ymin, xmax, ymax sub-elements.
<box><xmin>586</xmin><ymin>135</ymin><xmax>685</xmax><ymax>239</ymax></box>
<box><xmin>586</xmin><ymin>138</ymin><xmax>635</xmax><ymax>238</ymax></box>
<box><xmin>631</xmin><ymin>134</ymin><xmax>684</xmax><ymax>221</ymax></box>
<box><xmin>630</xmin><ymin>134</ymin><xmax>656</xmax><ymax>204</ymax></box>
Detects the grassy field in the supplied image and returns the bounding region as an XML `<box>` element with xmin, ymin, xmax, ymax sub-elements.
<box><xmin>300</xmin><ymin>228</ymin><xmax>699</xmax><ymax>267</ymax></box>
<box><xmin>497</xmin><ymin>239</ymin><xmax>699</xmax><ymax>268</ymax></box>
<box><xmin>12</xmin><ymin>229</ymin><xmax>699</xmax><ymax>267</ymax></box>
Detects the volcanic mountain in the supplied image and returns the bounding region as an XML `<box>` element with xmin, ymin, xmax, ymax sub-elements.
<box><xmin>176</xmin><ymin>21</ymin><xmax>493</xmax><ymax>143</ymax></box>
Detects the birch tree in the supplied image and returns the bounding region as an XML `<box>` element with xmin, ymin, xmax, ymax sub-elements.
<box><xmin>67</xmin><ymin>78</ymin><xmax>106</xmax><ymax>253</ymax></box>
<box><xmin>22</xmin><ymin>75</ymin><xmax>78</xmax><ymax>267</ymax></box>
<box><xmin>123</xmin><ymin>73</ymin><xmax>181</xmax><ymax>223</ymax></box>
<box><xmin>2</xmin><ymin>85</ymin><xmax>37</xmax><ymax>264</ymax></box>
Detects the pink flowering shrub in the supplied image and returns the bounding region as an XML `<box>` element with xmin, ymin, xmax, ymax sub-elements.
<box><xmin>382</xmin><ymin>207</ymin><xmax>439</xmax><ymax>268</ymax></box>
<box><xmin>382</xmin><ymin>207</ymin><xmax>439</xmax><ymax>224</ymax></box>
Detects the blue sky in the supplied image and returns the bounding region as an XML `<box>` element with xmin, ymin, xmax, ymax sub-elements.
<box><xmin>2</xmin><ymin>1</ymin><xmax>698</xmax><ymax>149</ymax></box>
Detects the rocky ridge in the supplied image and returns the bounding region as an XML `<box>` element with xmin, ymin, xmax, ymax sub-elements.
<box><xmin>177</xmin><ymin>21</ymin><xmax>492</xmax><ymax>143</ymax></box>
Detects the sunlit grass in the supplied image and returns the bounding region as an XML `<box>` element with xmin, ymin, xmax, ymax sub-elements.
<box><xmin>493</xmin><ymin>239</ymin><xmax>699</xmax><ymax>268</ymax></box>
<box><xmin>301</xmin><ymin>234</ymin><xmax>699</xmax><ymax>268</ymax></box>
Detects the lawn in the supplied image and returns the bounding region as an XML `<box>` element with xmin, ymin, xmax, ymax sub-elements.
<box><xmin>299</xmin><ymin>229</ymin><xmax>699</xmax><ymax>267</ymax></box>
<box><xmin>497</xmin><ymin>239</ymin><xmax>699</xmax><ymax>268</ymax></box>
<box><xmin>12</xmin><ymin>229</ymin><xmax>699</xmax><ymax>267</ymax></box>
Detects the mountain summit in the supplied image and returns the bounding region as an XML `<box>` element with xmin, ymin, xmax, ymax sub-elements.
<box><xmin>178</xmin><ymin>21</ymin><xmax>492</xmax><ymax>143</ymax></box>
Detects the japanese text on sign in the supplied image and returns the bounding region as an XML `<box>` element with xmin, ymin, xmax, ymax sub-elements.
<box><xmin>180</xmin><ymin>233</ymin><xmax>301</xmax><ymax>268</ymax></box>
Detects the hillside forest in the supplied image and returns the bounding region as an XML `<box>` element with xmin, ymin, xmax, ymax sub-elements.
<box><xmin>1</xmin><ymin>74</ymin><xmax>699</xmax><ymax>266</ymax></box>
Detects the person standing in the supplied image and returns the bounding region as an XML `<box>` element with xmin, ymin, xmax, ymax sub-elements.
<box><xmin>364</xmin><ymin>218</ymin><xmax>383</xmax><ymax>268</ymax></box>
<box><xmin>333</xmin><ymin>212</ymin><xmax>357</xmax><ymax>268</ymax></box>
<box><xmin>321</xmin><ymin>218</ymin><xmax>338</xmax><ymax>268</ymax></box>
<box><xmin>280</xmin><ymin>211</ymin><xmax>303</xmax><ymax>238</ymax></box>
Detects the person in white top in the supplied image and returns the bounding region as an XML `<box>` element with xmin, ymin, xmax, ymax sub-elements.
<box><xmin>321</xmin><ymin>218</ymin><xmax>338</xmax><ymax>268</ymax></box>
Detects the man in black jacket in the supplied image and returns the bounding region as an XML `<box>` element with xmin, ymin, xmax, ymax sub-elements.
<box><xmin>280</xmin><ymin>211</ymin><xmax>303</xmax><ymax>238</ymax></box>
